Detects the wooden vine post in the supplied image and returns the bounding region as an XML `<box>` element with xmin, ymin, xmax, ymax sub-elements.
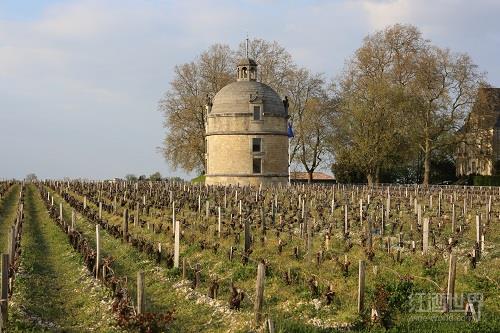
<box><xmin>182</xmin><ymin>258</ymin><xmax>186</xmax><ymax>280</ymax></box>
<box><xmin>137</xmin><ymin>271</ymin><xmax>145</xmax><ymax>314</ymax></box>
<box><xmin>218</xmin><ymin>206</ymin><xmax>221</xmax><ymax>236</ymax></box>
<box><xmin>134</xmin><ymin>202</ymin><xmax>139</xmax><ymax>226</ymax></box>
<box><xmin>174</xmin><ymin>220</ymin><xmax>180</xmax><ymax>268</ymax></box>
<box><xmin>123</xmin><ymin>208</ymin><xmax>129</xmax><ymax>242</ymax></box>
<box><xmin>476</xmin><ymin>215</ymin><xmax>482</xmax><ymax>258</ymax></box>
<box><xmin>96</xmin><ymin>225</ymin><xmax>101</xmax><ymax>279</ymax></box>
<box><xmin>306</xmin><ymin>217</ymin><xmax>311</xmax><ymax>257</ymax></box>
<box><xmin>423</xmin><ymin>217</ymin><xmax>429</xmax><ymax>254</ymax></box>
<box><xmin>172</xmin><ymin>201</ymin><xmax>175</xmax><ymax>234</ymax></box>
<box><xmin>344</xmin><ymin>204</ymin><xmax>348</xmax><ymax>236</ymax></box>
<box><xmin>244</xmin><ymin>219</ymin><xmax>251</xmax><ymax>253</ymax></box>
<box><xmin>254</xmin><ymin>261</ymin><xmax>265</xmax><ymax>325</ymax></box>
<box><xmin>446</xmin><ymin>254</ymin><xmax>457</xmax><ymax>312</ymax></box>
<box><xmin>358</xmin><ymin>260</ymin><xmax>365</xmax><ymax>313</ymax></box>
<box><xmin>451</xmin><ymin>203</ymin><xmax>455</xmax><ymax>233</ymax></box>
<box><xmin>8</xmin><ymin>228</ymin><xmax>15</xmax><ymax>266</ymax></box>
<box><xmin>1</xmin><ymin>254</ymin><xmax>9</xmax><ymax>329</ymax></box>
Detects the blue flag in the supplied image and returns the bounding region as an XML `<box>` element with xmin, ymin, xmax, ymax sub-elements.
<box><xmin>287</xmin><ymin>122</ymin><xmax>294</xmax><ymax>138</ymax></box>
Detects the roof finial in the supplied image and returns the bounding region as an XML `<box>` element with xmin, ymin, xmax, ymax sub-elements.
<box><xmin>245</xmin><ymin>34</ymin><xmax>249</xmax><ymax>58</ymax></box>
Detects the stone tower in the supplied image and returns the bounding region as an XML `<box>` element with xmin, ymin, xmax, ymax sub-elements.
<box><xmin>205</xmin><ymin>56</ymin><xmax>289</xmax><ymax>186</ymax></box>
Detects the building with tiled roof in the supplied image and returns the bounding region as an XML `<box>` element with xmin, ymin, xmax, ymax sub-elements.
<box><xmin>456</xmin><ymin>87</ymin><xmax>500</xmax><ymax>176</ymax></box>
<box><xmin>290</xmin><ymin>171</ymin><xmax>336</xmax><ymax>184</ymax></box>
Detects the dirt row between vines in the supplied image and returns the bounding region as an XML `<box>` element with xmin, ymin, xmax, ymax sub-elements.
<box><xmin>8</xmin><ymin>185</ymin><xmax>119</xmax><ymax>332</ymax></box>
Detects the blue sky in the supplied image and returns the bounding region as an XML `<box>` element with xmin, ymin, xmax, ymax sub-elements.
<box><xmin>0</xmin><ymin>0</ymin><xmax>499</xmax><ymax>180</ymax></box>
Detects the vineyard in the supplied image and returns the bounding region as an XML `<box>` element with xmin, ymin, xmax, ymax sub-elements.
<box><xmin>0</xmin><ymin>180</ymin><xmax>499</xmax><ymax>332</ymax></box>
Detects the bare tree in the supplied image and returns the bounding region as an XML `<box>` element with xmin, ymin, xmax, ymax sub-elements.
<box><xmin>285</xmin><ymin>69</ymin><xmax>331</xmax><ymax>181</ymax></box>
<box><xmin>333</xmin><ymin>24</ymin><xmax>484</xmax><ymax>185</ymax></box>
<box><xmin>410</xmin><ymin>47</ymin><xmax>485</xmax><ymax>184</ymax></box>
<box><xmin>159</xmin><ymin>44</ymin><xmax>235</xmax><ymax>173</ymax></box>
<box><xmin>25</xmin><ymin>173</ymin><xmax>38</xmax><ymax>182</ymax></box>
<box><xmin>297</xmin><ymin>95</ymin><xmax>335</xmax><ymax>182</ymax></box>
<box><xmin>333</xmin><ymin>78</ymin><xmax>410</xmax><ymax>184</ymax></box>
<box><xmin>333</xmin><ymin>24</ymin><xmax>420</xmax><ymax>184</ymax></box>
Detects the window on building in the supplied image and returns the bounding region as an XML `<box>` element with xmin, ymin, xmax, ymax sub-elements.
<box><xmin>205</xmin><ymin>139</ymin><xmax>208</xmax><ymax>172</ymax></box>
<box><xmin>253</xmin><ymin>158</ymin><xmax>262</xmax><ymax>174</ymax></box>
<box><xmin>495</xmin><ymin>129</ymin><xmax>500</xmax><ymax>161</ymax></box>
<box><xmin>253</xmin><ymin>105</ymin><xmax>261</xmax><ymax>120</ymax></box>
<box><xmin>252</xmin><ymin>138</ymin><xmax>261</xmax><ymax>152</ymax></box>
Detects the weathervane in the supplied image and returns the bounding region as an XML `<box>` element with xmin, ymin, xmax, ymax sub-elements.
<box><xmin>246</xmin><ymin>33</ymin><xmax>249</xmax><ymax>58</ymax></box>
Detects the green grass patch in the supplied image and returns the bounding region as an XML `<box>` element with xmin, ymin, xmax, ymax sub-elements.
<box><xmin>8</xmin><ymin>185</ymin><xmax>119</xmax><ymax>332</ymax></box>
<box><xmin>191</xmin><ymin>174</ymin><xmax>206</xmax><ymax>184</ymax></box>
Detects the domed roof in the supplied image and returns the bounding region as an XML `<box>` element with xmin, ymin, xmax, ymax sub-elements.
<box><xmin>237</xmin><ymin>58</ymin><xmax>257</xmax><ymax>66</ymax></box>
<box><xmin>211</xmin><ymin>80</ymin><xmax>286</xmax><ymax>116</ymax></box>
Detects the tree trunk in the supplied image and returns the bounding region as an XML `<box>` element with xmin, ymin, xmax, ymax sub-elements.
<box><xmin>307</xmin><ymin>171</ymin><xmax>314</xmax><ymax>184</ymax></box>
<box><xmin>423</xmin><ymin>139</ymin><xmax>431</xmax><ymax>186</ymax></box>
<box><xmin>367</xmin><ymin>173</ymin><xmax>374</xmax><ymax>186</ymax></box>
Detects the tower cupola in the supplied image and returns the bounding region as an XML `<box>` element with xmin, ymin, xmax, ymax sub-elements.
<box><xmin>237</xmin><ymin>58</ymin><xmax>257</xmax><ymax>81</ymax></box>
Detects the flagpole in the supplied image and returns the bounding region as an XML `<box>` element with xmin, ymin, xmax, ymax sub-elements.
<box><xmin>287</xmin><ymin>121</ymin><xmax>293</xmax><ymax>185</ymax></box>
<box><xmin>288</xmin><ymin>139</ymin><xmax>291</xmax><ymax>185</ymax></box>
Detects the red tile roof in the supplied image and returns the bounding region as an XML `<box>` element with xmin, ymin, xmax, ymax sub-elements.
<box><xmin>290</xmin><ymin>172</ymin><xmax>335</xmax><ymax>180</ymax></box>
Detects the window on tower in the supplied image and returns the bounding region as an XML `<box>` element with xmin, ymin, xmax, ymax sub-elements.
<box><xmin>253</xmin><ymin>105</ymin><xmax>261</xmax><ymax>120</ymax></box>
<box><xmin>252</xmin><ymin>138</ymin><xmax>261</xmax><ymax>152</ymax></box>
<box><xmin>253</xmin><ymin>158</ymin><xmax>262</xmax><ymax>174</ymax></box>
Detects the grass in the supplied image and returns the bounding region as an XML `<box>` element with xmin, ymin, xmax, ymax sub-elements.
<box><xmin>48</xmin><ymin>187</ymin><xmax>251</xmax><ymax>333</ymax></box>
<box><xmin>8</xmin><ymin>185</ymin><xmax>119</xmax><ymax>332</ymax></box>
<box><xmin>191</xmin><ymin>175</ymin><xmax>206</xmax><ymax>184</ymax></box>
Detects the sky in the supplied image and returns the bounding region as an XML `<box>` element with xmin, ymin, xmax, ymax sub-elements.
<box><xmin>0</xmin><ymin>0</ymin><xmax>499</xmax><ymax>180</ymax></box>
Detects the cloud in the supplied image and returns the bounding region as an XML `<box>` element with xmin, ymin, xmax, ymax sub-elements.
<box><xmin>360</xmin><ymin>0</ymin><xmax>500</xmax><ymax>43</ymax></box>
<box><xmin>0</xmin><ymin>0</ymin><xmax>498</xmax><ymax>179</ymax></box>
<box><xmin>359</xmin><ymin>0</ymin><xmax>500</xmax><ymax>83</ymax></box>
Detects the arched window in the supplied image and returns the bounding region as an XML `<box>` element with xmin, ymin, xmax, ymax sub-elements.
<box><xmin>242</xmin><ymin>67</ymin><xmax>247</xmax><ymax>78</ymax></box>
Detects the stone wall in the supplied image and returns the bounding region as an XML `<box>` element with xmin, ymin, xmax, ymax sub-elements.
<box><xmin>205</xmin><ymin>175</ymin><xmax>288</xmax><ymax>186</ymax></box>
<box><xmin>206</xmin><ymin>134</ymin><xmax>288</xmax><ymax>179</ymax></box>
